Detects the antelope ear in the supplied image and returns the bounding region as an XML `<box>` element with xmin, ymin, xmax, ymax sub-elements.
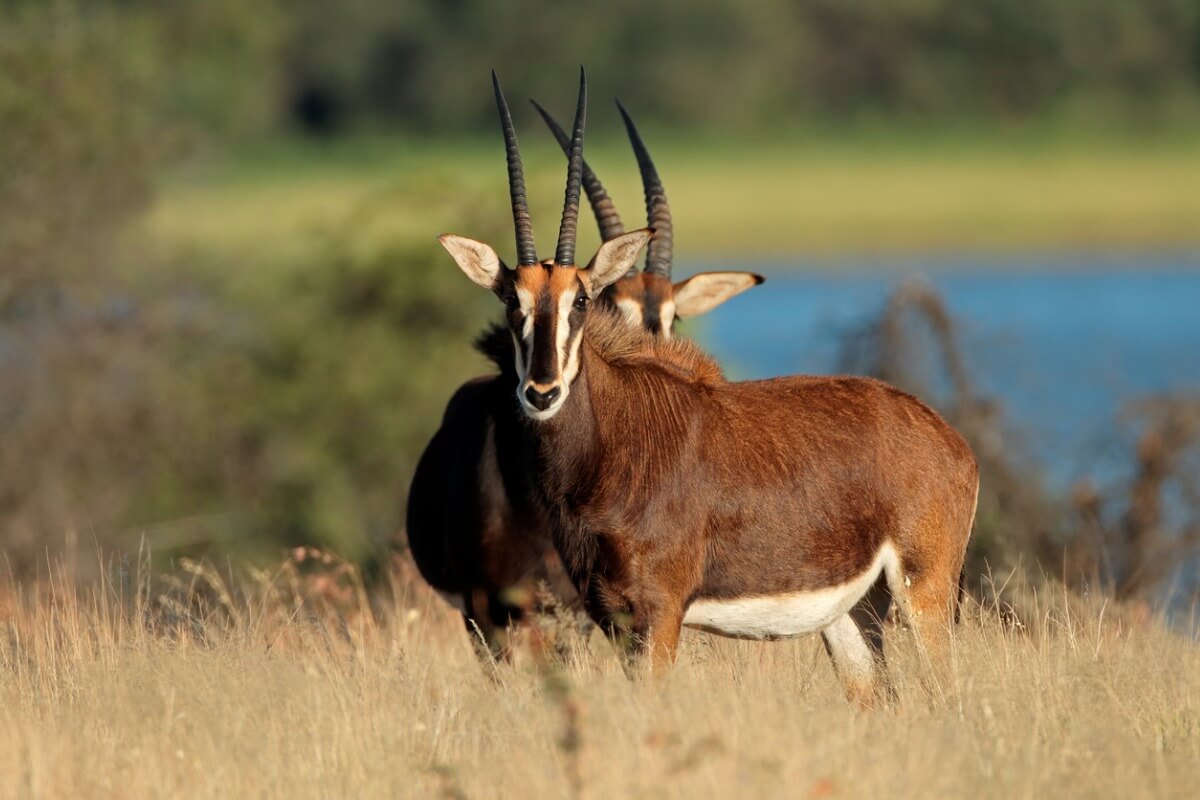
<box><xmin>581</xmin><ymin>229</ymin><xmax>652</xmax><ymax>297</ymax></box>
<box><xmin>672</xmin><ymin>271</ymin><xmax>765</xmax><ymax>318</ymax></box>
<box><xmin>439</xmin><ymin>234</ymin><xmax>505</xmax><ymax>290</ymax></box>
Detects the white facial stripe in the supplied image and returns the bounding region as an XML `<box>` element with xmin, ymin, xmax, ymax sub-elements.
<box><xmin>682</xmin><ymin>544</ymin><xmax>899</xmax><ymax>640</ymax></box>
<box><xmin>555</xmin><ymin>289</ymin><xmax>575</xmax><ymax>377</ymax></box>
<box><xmin>561</xmin><ymin>323</ymin><xmax>585</xmax><ymax>387</ymax></box>
<box><xmin>615</xmin><ymin>298</ymin><xmax>643</xmax><ymax>328</ymax></box>
<box><xmin>515</xmin><ymin>287</ymin><xmax>536</xmax><ymax>379</ymax></box>
<box><xmin>660</xmin><ymin>299</ymin><xmax>676</xmax><ymax>338</ymax></box>
<box><xmin>517</xmin><ymin>288</ymin><xmax>536</xmax><ymax>338</ymax></box>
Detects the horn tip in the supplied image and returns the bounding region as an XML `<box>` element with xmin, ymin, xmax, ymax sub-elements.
<box><xmin>752</xmin><ymin>273</ymin><xmax>766</xmax><ymax>286</ymax></box>
<box><xmin>529</xmin><ymin>98</ymin><xmax>551</xmax><ymax>122</ymax></box>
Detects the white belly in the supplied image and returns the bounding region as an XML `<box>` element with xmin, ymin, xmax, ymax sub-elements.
<box><xmin>682</xmin><ymin>543</ymin><xmax>897</xmax><ymax>640</ymax></box>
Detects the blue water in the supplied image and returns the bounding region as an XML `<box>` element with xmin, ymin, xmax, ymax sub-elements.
<box><xmin>689</xmin><ymin>253</ymin><xmax>1200</xmax><ymax>486</ymax></box>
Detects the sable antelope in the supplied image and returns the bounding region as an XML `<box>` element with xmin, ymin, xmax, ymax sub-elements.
<box><xmin>438</xmin><ymin>70</ymin><xmax>979</xmax><ymax>704</ymax></box>
<box><xmin>406</xmin><ymin>72</ymin><xmax>762</xmax><ymax>660</ymax></box>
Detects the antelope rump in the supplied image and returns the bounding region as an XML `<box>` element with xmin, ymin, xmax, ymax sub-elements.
<box><xmin>407</xmin><ymin>74</ymin><xmax>762</xmax><ymax>660</ymax></box>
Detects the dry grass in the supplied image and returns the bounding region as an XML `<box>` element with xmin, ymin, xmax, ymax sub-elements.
<box><xmin>2</xmin><ymin>554</ymin><xmax>1198</xmax><ymax>800</ymax></box>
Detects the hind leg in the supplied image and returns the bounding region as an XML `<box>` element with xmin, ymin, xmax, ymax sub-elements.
<box><xmin>851</xmin><ymin>574</ymin><xmax>896</xmax><ymax>701</ymax></box>
<box><xmin>911</xmin><ymin>475</ymin><xmax>978</xmax><ymax>664</ymax></box>
<box><xmin>822</xmin><ymin>614</ymin><xmax>881</xmax><ymax>709</ymax></box>
<box><xmin>822</xmin><ymin>576</ymin><xmax>894</xmax><ymax>708</ymax></box>
<box><xmin>885</xmin><ymin>550</ymin><xmax>963</xmax><ymax>679</ymax></box>
<box><xmin>908</xmin><ymin>574</ymin><xmax>959</xmax><ymax>659</ymax></box>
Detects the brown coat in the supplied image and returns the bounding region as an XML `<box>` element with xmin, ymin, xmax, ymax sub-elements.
<box><xmin>529</xmin><ymin>307</ymin><xmax>979</xmax><ymax>680</ymax></box>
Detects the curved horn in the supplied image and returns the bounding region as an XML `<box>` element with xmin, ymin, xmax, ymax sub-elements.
<box><xmin>616</xmin><ymin>100</ymin><xmax>672</xmax><ymax>278</ymax></box>
<box><xmin>492</xmin><ymin>71</ymin><xmax>538</xmax><ymax>266</ymax></box>
<box><xmin>554</xmin><ymin>67</ymin><xmax>587</xmax><ymax>266</ymax></box>
<box><xmin>530</xmin><ymin>99</ymin><xmax>624</xmax><ymax>243</ymax></box>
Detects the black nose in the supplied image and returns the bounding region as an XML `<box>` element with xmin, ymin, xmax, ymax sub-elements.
<box><xmin>524</xmin><ymin>385</ymin><xmax>561</xmax><ymax>411</ymax></box>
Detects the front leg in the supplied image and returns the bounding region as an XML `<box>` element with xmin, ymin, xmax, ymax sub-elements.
<box><xmin>632</xmin><ymin>595</ymin><xmax>684</xmax><ymax>674</ymax></box>
<box><xmin>586</xmin><ymin>580</ymin><xmax>684</xmax><ymax>675</ymax></box>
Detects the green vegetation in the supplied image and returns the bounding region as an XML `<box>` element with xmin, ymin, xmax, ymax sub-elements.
<box><xmin>0</xmin><ymin>8</ymin><xmax>494</xmax><ymax>572</ymax></box>
<box><xmin>2</xmin><ymin>1</ymin><xmax>1199</xmax><ymax>578</ymax></box>
<box><xmin>150</xmin><ymin>132</ymin><xmax>1200</xmax><ymax>259</ymax></box>
<box><xmin>9</xmin><ymin>0</ymin><xmax>1200</xmax><ymax>138</ymax></box>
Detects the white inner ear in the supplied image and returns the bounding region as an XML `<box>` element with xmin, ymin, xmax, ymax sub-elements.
<box><xmin>582</xmin><ymin>229</ymin><xmax>652</xmax><ymax>297</ymax></box>
<box><xmin>672</xmin><ymin>271</ymin><xmax>763</xmax><ymax>318</ymax></box>
<box><xmin>438</xmin><ymin>234</ymin><xmax>503</xmax><ymax>289</ymax></box>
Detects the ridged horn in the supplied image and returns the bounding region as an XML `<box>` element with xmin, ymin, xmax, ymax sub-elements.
<box><xmin>492</xmin><ymin>70</ymin><xmax>538</xmax><ymax>266</ymax></box>
<box><xmin>554</xmin><ymin>67</ymin><xmax>587</xmax><ymax>266</ymax></box>
<box><xmin>530</xmin><ymin>99</ymin><xmax>624</xmax><ymax>243</ymax></box>
<box><xmin>616</xmin><ymin>100</ymin><xmax>672</xmax><ymax>278</ymax></box>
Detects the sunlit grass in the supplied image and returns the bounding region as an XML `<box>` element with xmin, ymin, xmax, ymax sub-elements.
<box><xmin>2</xmin><ymin>556</ymin><xmax>1197</xmax><ymax>799</ymax></box>
<box><xmin>146</xmin><ymin>131</ymin><xmax>1200</xmax><ymax>265</ymax></box>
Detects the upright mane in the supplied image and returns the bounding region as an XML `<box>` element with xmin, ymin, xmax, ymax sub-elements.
<box><xmin>473</xmin><ymin>321</ymin><xmax>516</xmax><ymax>377</ymax></box>
<box><xmin>583</xmin><ymin>305</ymin><xmax>724</xmax><ymax>385</ymax></box>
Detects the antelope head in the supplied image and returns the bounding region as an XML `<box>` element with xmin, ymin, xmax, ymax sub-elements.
<box><xmin>440</xmin><ymin>69</ymin><xmax>652</xmax><ymax>421</ymax></box>
<box><xmin>531</xmin><ymin>98</ymin><xmax>763</xmax><ymax>338</ymax></box>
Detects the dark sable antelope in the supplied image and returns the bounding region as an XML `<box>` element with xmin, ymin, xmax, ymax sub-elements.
<box><xmin>407</xmin><ymin>71</ymin><xmax>762</xmax><ymax>660</ymax></box>
<box><xmin>438</xmin><ymin>71</ymin><xmax>979</xmax><ymax>703</ymax></box>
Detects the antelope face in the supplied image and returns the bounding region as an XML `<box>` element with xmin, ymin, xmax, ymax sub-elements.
<box><xmin>605</xmin><ymin>272</ymin><xmax>675</xmax><ymax>337</ymax></box>
<box><xmin>605</xmin><ymin>271</ymin><xmax>765</xmax><ymax>339</ymax></box>
<box><xmin>442</xmin><ymin>69</ymin><xmax>761</xmax><ymax>418</ymax></box>
<box><xmin>439</xmin><ymin>230</ymin><xmax>652</xmax><ymax>421</ymax></box>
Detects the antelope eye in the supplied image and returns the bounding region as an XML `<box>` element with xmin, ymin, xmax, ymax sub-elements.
<box><xmin>573</xmin><ymin>293</ymin><xmax>588</xmax><ymax>311</ymax></box>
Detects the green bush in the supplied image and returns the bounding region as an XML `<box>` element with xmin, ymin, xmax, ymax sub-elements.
<box><xmin>274</xmin><ymin>0</ymin><xmax>1200</xmax><ymax>132</ymax></box>
<box><xmin>0</xmin><ymin>5</ymin><xmax>495</xmax><ymax>576</ymax></box>
<box><xmin>208</xmin><ymin>219</ymin><xmax>493</xmax><ymax>564</ymax></box>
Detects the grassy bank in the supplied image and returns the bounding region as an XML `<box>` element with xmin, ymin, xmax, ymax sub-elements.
<box><xmin>147</xmin><ymin>131</ymin><xmax>1200</xmax><ymax>264</ymax></box>
<box><xmin>2</xmin><ymin>560</ymin><xmax>1197</xmax><ymax>799</ymax></box>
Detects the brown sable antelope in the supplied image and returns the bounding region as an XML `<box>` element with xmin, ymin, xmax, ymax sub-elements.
<box><xmin>438</xmin><ymin>70</ymin><xmax>979</xmax><ymax>704</ymax></box>
<box><xmin>406</xmin><ymin>70</ymin><xmax>762</xmax><ymax>661</ymax></box>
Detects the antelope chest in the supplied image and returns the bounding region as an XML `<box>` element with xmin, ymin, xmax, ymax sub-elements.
<box><xmin>681</xmin><ymin>544</ymin><xmax>895</xmax><ymax>640</ymax></box>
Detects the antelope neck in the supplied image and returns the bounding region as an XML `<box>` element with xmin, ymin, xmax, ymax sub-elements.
<box><xmin>531</xmin><ymin>343</ymin><xmax>600</xmax><ymax>472</ymax></box>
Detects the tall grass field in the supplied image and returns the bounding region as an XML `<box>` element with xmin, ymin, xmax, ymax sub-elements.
<box><xmin>2</xmin><ymin>556</ymin><xmax>1197</xmax><ymax>799</ymax></box>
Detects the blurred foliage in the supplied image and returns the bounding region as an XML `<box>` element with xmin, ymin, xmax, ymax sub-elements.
<box><xmin>1</xmin><ymin>1</ymin><xmax>1197</xmax><ymax>590</ymax></box>
<box><xmin>0</xmin><ymin>0</ymin><xmax>284</xmax><ymax>140</ymax></box>
<box><xmin>0</xmin><ymin>2</ymin><xmax>491</xmax><ymax>577</ymax></box>
<box><xmin>0</xmin><ymin>4</ymin><xmax>162</xmax><ymax>308</ymax></box>
<box><xmin>275</xmin><ymin>0</ymin><xmax>1200</xmax><ymax>133</ymax></box>
<box><xmin>1</xmin><ymin>0</ymin><xmax>172</xmax><ymax>574</ymax></box>
<box><xmin>210</xmin><ymin>213</ymin><xmax>492</xmax><ymax>565</ymax></box>
<box><xmin>7</xmin><ymin>0</ymin><xmax>1199</xmax><ymax>140</ymax></box>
